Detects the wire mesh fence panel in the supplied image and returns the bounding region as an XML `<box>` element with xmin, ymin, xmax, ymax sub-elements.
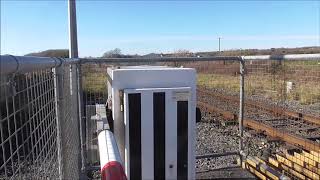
<box><xmin>79</xmin><ymin>58</ymin><xmax>320</xmax><ymax>179</ymax></box>
<box><xmin>81</xmin><ymin>63</ymin><xmax>109</xmax><ymax>179</ymax></box>
<box><xmin>0</xmin><ymin>69</ymin><xmax>59</xmax><ymax>179</ymax></box>
<box><xmin>1</xmin><ymin>55</ymin><xmax>319</xmax><ymax>179</ymax></box>
<box><xmin>58</xmin><ymin>64</ymin><xmax>82</xmax><ymax>179</ymax></box>
<box><xmin>243</xmin><ymin>59</ymin><xmax>320</xmax><ymax>180</ymax></box>
<box><xmin>82</xmin><ymin>64</ymin><xmax>108</xmax><ymax>106</ymax></box>
<box><xmin>176</xmin><ymin>60</ymin><xmax>243</xmax><ymax>176</ymax></box>
<box><xmin>82</xmin><ymin>62</ymin><xmax>161</xmax><ymax>178</ymax></box>
<box><xmin>0</xmin><ymin>62</ymin><xmax>82</xmax><ymax>179</ymax></box>
<box><xmin>83</xmin><ymin>63</ymin><xmax>107</xmax><ymax>168</ymax></box>
<box><xmin>77</xmin><ymin>60</ymin><xmax>244</xmax><ymax>177</ymax></box>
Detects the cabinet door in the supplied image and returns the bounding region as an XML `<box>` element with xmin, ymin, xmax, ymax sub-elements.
<box><xmin>177</xmin><ymin>101</ymin><xmax>188</xmax><ymax>180</ymax></box>
<box><xmin>124</xmin><ymin>87</ymin><xmax>191</xmax><ymax>180</ymax></box>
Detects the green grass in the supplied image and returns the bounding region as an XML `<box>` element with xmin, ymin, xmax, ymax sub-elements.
<box><xmin>198</xmin><ymin>73</ymin><xmax>320</xmax><ymax>105</ymax></box>
<box><xmin>198</xmin><ymin>74</ymin><xmax>240</xmax><ymax>92</ymax></box>
<box><xmin>81</xmin><ymin>64</ymin><xmax>320</xmax><ymax>105</ymax></box>
<box><xmin>289</xmin><ymin>83</ymin><xmax>320</xmax><ymax>105</ymax></box>
<box><xmin>82</xmin><ymin>72</ymin><xmax>107</xmax><ymax>94</ymax></box>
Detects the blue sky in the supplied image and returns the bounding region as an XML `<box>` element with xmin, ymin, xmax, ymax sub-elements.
<box><xmin>1</xmin><ymin>1</ymin><xmax>319</xmax><ymax>57</ymax></box>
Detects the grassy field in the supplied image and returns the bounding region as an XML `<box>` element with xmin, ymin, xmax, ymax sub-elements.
<box><xmin>82</xmin><ymin>72</ymin><xmax>107</xmax><ymax>94</ymax></box>
<box><xmin>198</xmin><ymin>73</ymin><xmax>320</xmax><ymax>105</ymax></box>
<box><xmin>81</xmin><ymin>61</ymin><xmax>320</xmax><ymax>105</ymax></box>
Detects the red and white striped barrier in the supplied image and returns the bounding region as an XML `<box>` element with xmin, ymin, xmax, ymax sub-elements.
<box><xmin>98</xmin><ymin>130</ymin><xmax>127</xmax><ymax>180</ymax></box>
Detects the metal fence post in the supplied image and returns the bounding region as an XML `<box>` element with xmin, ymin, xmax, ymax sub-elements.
<box><xmin>238</xmin><ymin>57</ymin><xmax>245</xmax><ymax>164</ymax></box>
<box><xmin>53</xmin><ymin>63</ymin><xmax>64</xmax><ymax>180</ymax></box>
<box><xmin>68</xmin><ymin>0</ymin><xmax>84</xmax><ymax>173</ymax></box>
<box><xmin>76</xmin><ymin>64</ymin><xmax>86</xmax><ymax>172</ymax></box>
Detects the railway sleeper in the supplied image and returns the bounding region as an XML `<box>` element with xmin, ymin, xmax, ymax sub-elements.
<box><xmin>242</xmin><ymin>162</ymin><xmax>267</xmax><ymax>180</ymax></box>
<box><xmin>244</xmin><ymin>156</ymin><xmax>289</xmax><ymax>180</ymax></box>
<box><xmin>259</xmin><ymin>153</ymin><xmax>319</xmax><ymax>180</ymax></box>
<box><xmin>268</xmin><ymin>157</ymin><xmax>307</xmax><ymax>180</ymax></box>
<box><xmin>276</xmin><ymin>154</ymin><xmax>320</xmax><ymax>179</ymax></box>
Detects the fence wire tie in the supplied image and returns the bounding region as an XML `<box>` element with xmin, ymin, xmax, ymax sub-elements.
<box><xmin>6</xmin><ymin>74</ymin><xmax>17</xmax><ymax>97</ymax></box>
<box><xmin>9</xmin><ymin>54</ymin><xmax>20</xmax><ymax>73</ymax></box>
<box><xmin>8</xmin><ymin>78</ymin><xmax>17</xmax><ymax>96</ymax></box>
<box><xmin>5</xmin><ymin>55</ymin><xmax>20</xmax><ymax>96</ymax></box>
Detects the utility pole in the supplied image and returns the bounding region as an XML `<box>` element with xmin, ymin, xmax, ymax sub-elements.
<box><xmin>68</xmin><ymin>0</ymin><xmax>78</xmax><ymax>58</ymax></box>
<box><xmin>219</xmin><ymin>37</ymin><xmax>225</xmax><ymax>64</ymax></box>
<box><xmin>218</xmin><ymin>37</ymin><xmax>221</xmax><ymax>53</ymax></box>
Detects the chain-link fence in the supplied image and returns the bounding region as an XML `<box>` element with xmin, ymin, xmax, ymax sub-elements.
<box><xmin>1</xmin><ymin>55</ymin><xmax>319</xmax><ymax>179</ymax></box>
<box><xmin>68</xmin><ymin>57</ymin><xmax>320</xmax><ymax>179</ymax></box>
<box><xmin>81</xmin><ymin>63</ymin><xmax>108</xmax><ymax>179</ymax></box>
<box><xmin>57</xmin><ymin>63</ymin><xmax>82</xmax><ymax>179</ymax></box>
<box><xmin>79</xmin><ymin>60</ymin><xmax>246</xmax><ymax>179</ymax></box>
<box><xmin>0</xmin><ymin>69</ymin><xmax>60</xmax><ymax>179</ymax></box>
<box><xmin>185</xmin><ymin>61</ymin><xmax>242</xmax><ymax>177</ymax></box>
<box><xmin>187</xmin><ymin>57</ymin><xmax>320</xmax><ymax>179</ymax></box>
<box><xmin>81</xmin><ymin>62</ymin><xmax>162</xmax><ymax>179</ymax></box>
<box><xmin>0</xmin><ymin>57</ymin><xmax>82</xmax><ymax>179</ymax></box>
<box><xmin>242</xmin><ymin>59</ymin><xmax>320</xmax><ymax>180</ymax></box>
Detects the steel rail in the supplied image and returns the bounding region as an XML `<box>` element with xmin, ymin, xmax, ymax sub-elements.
<box><xmin>198</xmin><ymin>88</ymin><xmax>320</xmax><ymax>126</ymax></box>
<box><xmin>197</xmin><ymin>101</ymin><xmax>320</xmax><ymax>152</ymax></box>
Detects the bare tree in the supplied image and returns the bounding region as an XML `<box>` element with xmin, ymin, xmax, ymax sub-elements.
<box><xmin>102</xmin><ymin>48</ymin><xmax>122</xmax><ymax>58</ymax></box>
<box><xmin>173</xmin><ymin>49</ymin><xmax>193</xmax><ymax>57</ymax></box>
<box><xmin>172</xmin><ymin>49</ymin><xmax>193</xmax><ymax>67</ymax></box>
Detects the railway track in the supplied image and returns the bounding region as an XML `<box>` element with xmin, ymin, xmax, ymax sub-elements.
<box><xmin>197</xmin><ymin>88</ymin><xmax>320</xmax><ymax>126</ymax></box>
<box><xmin>197</xmin><ymin>87</ymin><xmax>320</xmax><ymax>152</ymax></box>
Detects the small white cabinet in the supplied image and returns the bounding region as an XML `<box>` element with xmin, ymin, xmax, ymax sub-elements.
<box><xmin>107</xmin><ymin>66</ymin><xmax>196</xmax><ymax>180</ymax></box>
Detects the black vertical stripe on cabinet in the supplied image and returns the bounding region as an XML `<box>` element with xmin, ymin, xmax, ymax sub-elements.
<box><xmin>153</xmin><ymin>92</ymin><xmax>166</xmax><ymax>180</ymax></box>
<box><xmin>129</xmin><ymin>93</ymin><xmax>141</xmax><ymax>180</ymax></box>
<box><xmin>177</xmin><ymin>101</ymin><xmax>188</xmax><ymax>180</ymax></box>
